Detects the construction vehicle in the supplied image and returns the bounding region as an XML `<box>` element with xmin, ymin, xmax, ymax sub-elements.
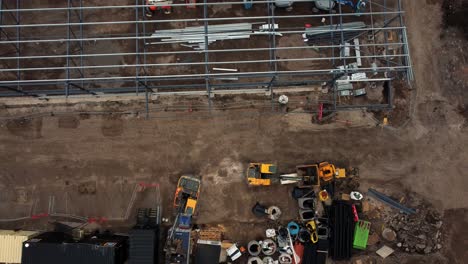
<box><xmin>173</xmin><ymin>175</ymin><xmax>201</xmax><ymax>215</ymax></box>
<box><xmin>319</xmin><ymin>162</ymin><xmax>346</xmax><ymax>181</ymax></box>
<box><xmin>165</xmin><ymin>176</ymin><xmax>200</xmax><ymax>264</ymax></box>
<box><xmin>280</xmin><ymin>162</ymin><xmax>346</xmax><ymax>185</ymax></box>
<box><xmin>145</xmin><ymin>0</ymin><xmax>173</xmax><ymax>17</ymax></box>
<box><xmin>248</xmin><ymin>162</ymin><xmax>347</xmax><ymax>186</ymax></box>
<box><xmin>247</xmin><ymin>163</ymin><xmax>277</xmax><ymax>186</ymax></box>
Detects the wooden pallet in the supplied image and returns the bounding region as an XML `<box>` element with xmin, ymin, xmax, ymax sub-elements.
<box><xmin>194</xmin><ymin>225</ymin><xmax>225</xmax><ymax>241</ymax></box>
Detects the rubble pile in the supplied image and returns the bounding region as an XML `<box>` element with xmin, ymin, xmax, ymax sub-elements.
<box><xmin>387</xmin><ymin>205</ymin><xmax>443</xmax><ymax>254</ymax></box>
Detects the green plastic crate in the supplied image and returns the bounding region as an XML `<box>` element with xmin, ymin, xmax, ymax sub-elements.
<box><xmin>353</xmin><ymin>220</ymin><xmax>371</xmax><ymax>250</ymax></box>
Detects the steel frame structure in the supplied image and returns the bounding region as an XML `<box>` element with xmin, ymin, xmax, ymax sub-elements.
<box><xmin>0</xmin><ymin>0</ymin><xmax>412</xmax><ymax>112</ymax></box>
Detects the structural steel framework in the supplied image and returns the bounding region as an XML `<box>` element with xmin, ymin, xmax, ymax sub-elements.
<box><xmin>0</xmin><ymin>0</ymin><xmax>412</xmax><ymax>112</ymax></box>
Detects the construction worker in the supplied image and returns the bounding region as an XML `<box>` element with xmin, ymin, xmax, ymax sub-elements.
<box><xmin>145</xmin><ymin>0</ymin><xmax>172</xmax><ymax>17</ymax></box>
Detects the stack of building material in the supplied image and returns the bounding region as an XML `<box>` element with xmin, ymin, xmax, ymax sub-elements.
<box><xmin>303</xmin><ymin>22</ymin><xmax>366</xmax><ymax>45</ymax></box>
<box><xmin>330</xmin><ymin>201</ymin><xmax>354</xmax><ymax>260</ymax></box>
<box><xmin>149</xmin><ymin>23</ymin><xmax>278</xmax><ymax>49</ymax></box>
<box><xmin>195</xmin><ymin>226</ymin><xmax>225</xmax><ymax>241</ymax></box>
<box><xmin>0</xmin><ymin>230</ymin><xmax>41</xmax><ymax>264</ymax></box>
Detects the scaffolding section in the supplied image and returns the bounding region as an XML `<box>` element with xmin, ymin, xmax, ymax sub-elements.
<box><xmin>0</xmin><ymin>0</ymin><xmax>413</xmax><ymax>113</ymax></box>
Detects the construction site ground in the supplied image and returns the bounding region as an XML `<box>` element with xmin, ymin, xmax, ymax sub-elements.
<box><xmin>0</xmin><ymin>0</ymin><xmax>467</xmax><ymax>263</ymax></box>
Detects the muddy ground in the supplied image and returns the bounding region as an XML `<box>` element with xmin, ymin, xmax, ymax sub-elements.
<box><xmin>0</xmin><ymin>0</ymin><xmax>467</xmax><ymax>263</ymax></box>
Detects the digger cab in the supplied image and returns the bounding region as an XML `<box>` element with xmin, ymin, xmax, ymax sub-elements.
<box><xmin>185</xmin><ymin>198</ymin><xmax>197</xmax><ymax>215</ymax></box>
<box><xmin>318</xmin><ymin>162</ymin><xmax>336</xmax><ymax>182</ymax></box>
<box><xmin>247</xmin><ymin>163</ymin><xmax>277</xmax><ymax>186</ymax></box>
<box><xmin>318</xmin><ymin>162</ymin><xmax>347</xmax><ymax>181</ymax></box>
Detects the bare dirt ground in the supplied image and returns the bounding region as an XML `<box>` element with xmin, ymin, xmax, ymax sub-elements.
<box><xmin>0</xmin><ymin>0</ymin><xmax>467</xmax><ymax>263</ymax></box>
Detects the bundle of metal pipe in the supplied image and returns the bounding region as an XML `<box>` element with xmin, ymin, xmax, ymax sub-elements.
<box><xmin>149</xmin><ymin>22</ymin><xmax>276</xmax><ymax>49</ymax></box>
<box><xmin>303</xmin><ymin>22</ymin><xmax>366</xmax><ymax>45</ymax></box>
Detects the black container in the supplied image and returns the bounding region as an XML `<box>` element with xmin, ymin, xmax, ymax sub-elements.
<box><xmin>22</xmin><ymin>232</ymin><xmax>128</xmax><ymax>264</ymax></box>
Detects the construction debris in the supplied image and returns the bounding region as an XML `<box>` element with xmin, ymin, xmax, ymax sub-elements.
<box><xmin>381</xmin><ymin>228</ymin><xmax>397</xmax><ymax>242</ymax></box>
<box><xmin>376</xmin><ymin>245</ymin><xmax>395</xmax><ymax>259</ymax></box>
<box><xmin>386</xmin><ymin>205</ymin><xmax>443</xmax><ymax>254</ymax></box>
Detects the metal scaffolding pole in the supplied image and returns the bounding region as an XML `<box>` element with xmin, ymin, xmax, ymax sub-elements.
<box><xmin>66</xmin><ymin>0</ymin><xmax>93</xmax><ymax>96</ymax></box>
<box><xmin>0</xmin><ymin>0</ymin><xmax>3</xmax><ymax>41</ymax></box>
<box><xmin>267</xmin><ymin>0</ymin><xmax>278</xmax><ymax>104</ymax></box>
<box><xmin>135</xmin><ymin>0</ymin><xmax>140</xmax><ymax>96</ymax></box>
<box><xmin>0</xmin><ymin>0</ymin><xmax>34</xmax><ymax>96</ymax></box>
<box><xmin>141</xmin><ymin>0</ymin><xmax>150</xmax><ymax>118</ymax></box>
<box><xmin>0</xmin><ymin>2</ymin><xmax>401</xmax><ymax>12</ymax></box>
<box><xmin>339</xmin><ymin>4</ymin><xmax>347</xmax><ymax>68</ymax></box>
<box><xmin>79</xmin><ymin>0</ymin><xmax>84</xmax><ymax>89</ymax></box>
<box><xmin>326</xmin><ymin>3</ymin><xmax>338</xmax><ymax>111</ymax></box>
<box><xmin>66</xmin><ymin>0</ymin><xmax>71</xmax><ymax>96</ymax></box>
<box><xmin>0</xmin><ymin>12</ymin><xmax>405</xmax><ymax>30</ymax></box>
<box><xmin>396</xmin><ymin>0</ymin><xmax>412</xmax><ymax>82</ymax></box>
<box><xmin>0</xmin><ymin>1</ymin><xmax>19</xmax><ymax>52</ymax></box>
<box><xmin>0</xmin><ymin>66</ymin><xmax>409</xmax><ymax>84</ymax></box>
<box><xmin>0</xmin><ymin>26</ymin><xmax>407</xmax><ymax>44</ymax></box>
<box><xmin>0</xmin><ymin>42</ymin><xmax>407</xmax><ymax>61</ymax></box>
<box><xmin>382</xmin><ymin>0</ymin><xmax>393</xmax><ymax>108</ymax></box>
<box><xmin>203</xmin><ymin>0</ymin><xmax>211</xmax><ymax>110</ymax></box>
<box><xmin>0</xmin><ymin>53</ymin><xmax>410</xmax><ymax>73</ymax></box>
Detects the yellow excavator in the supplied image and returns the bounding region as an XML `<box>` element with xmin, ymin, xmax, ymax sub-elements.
<box><xmin>318</xmin><ymin>162</ymin><xmax>346</xmax><ymax>182</ymax></box>
<box><xmin>247</xmin><ymin>163</ymin><xmax>277</xmax><ymax>186</ymax></box>
<box><xmin>247</xmin><ymin>162</ymin><xmax>346</xmax><ymax>186</ymax></box>
<box><xmin>173</xmin><ymin>175</ymin><xmax>201</xmax><ymax>215</ymax></box>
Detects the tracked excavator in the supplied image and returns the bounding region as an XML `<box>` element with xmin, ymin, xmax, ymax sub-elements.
<box><xmin>165</xmin><ymin>175</ymin><xmax>201</xmax><ymax>264</ymax></box>
<box><xmin>247</xmin><ymin>162</ymin><xmax>347</xmax><ymax>186</ymax></box>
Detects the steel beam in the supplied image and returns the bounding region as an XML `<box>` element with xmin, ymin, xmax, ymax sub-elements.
<box><xmin>66</xmin><ymin>0</ymin><xmax>71</xmax><ymax>96</ymax></box>
<box><xmin>0</xmin><ymin>66</ymin><xmax>408</xmax><ymax>85</ymax></box>
<box><xmin>0</xmin><ymin>54</ymin><xmax>410</xmax><ymax>73</ymax></box>
<box><xmin>0</xmin><ymin>42</ymin><xmax>408</xmax><ymax>61</ymax></box>
<box><xmin>0</xmin><ymin>12</ymin><xmax>405</xmax><ymax>29</ymax></box>
<box><xmin>15</xmin><ymin>0</ymin><xmax>20</xmax><ymax>92</ymax></box>
<box><xmin>0</xmin><ymin>26</ymin><xmax>408</xmax><ymax>44</ymax></box>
